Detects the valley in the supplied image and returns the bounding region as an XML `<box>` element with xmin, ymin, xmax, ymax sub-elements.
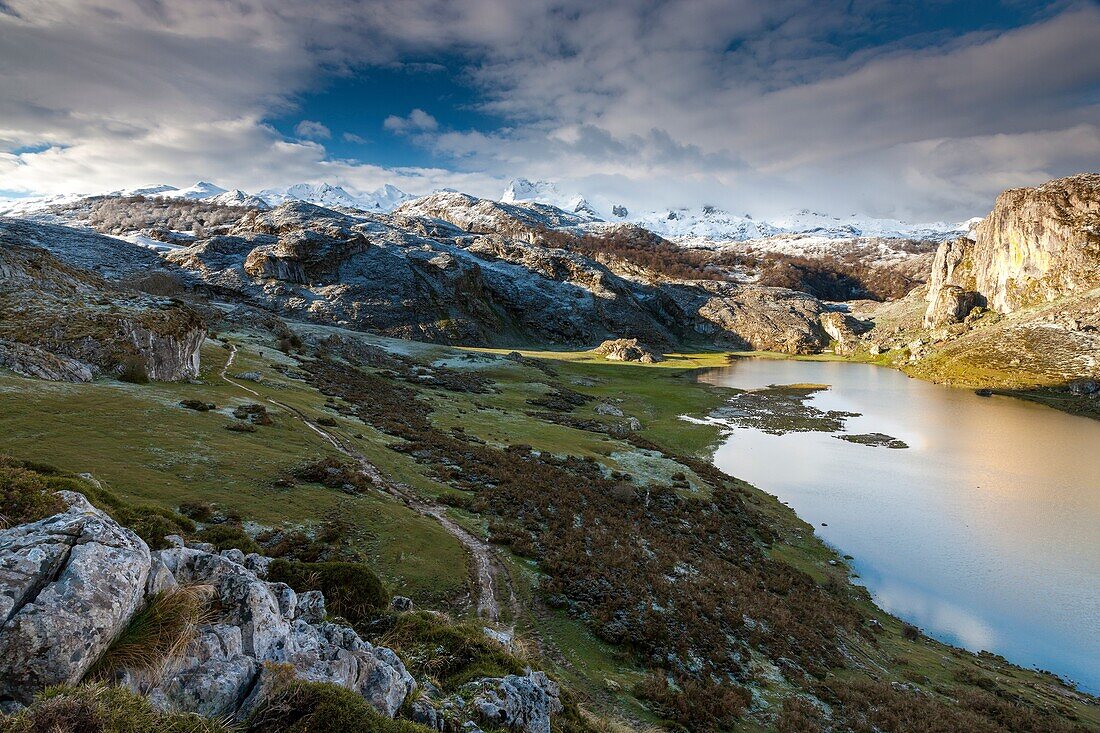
<box><xmin>1</xmin><ymin>173</ymin><xmax>1098</xmax><ymax>732</ymax></box>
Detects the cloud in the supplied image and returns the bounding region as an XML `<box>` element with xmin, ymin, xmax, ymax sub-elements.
<box><xmin>383</xmin><ymin>109</ymin><xmax>439</xmax><ymax>134</ymax></box>
<box><xmin>294</xmin><ymin>120</ymin><xmax>331</xmax><ymax>140</ymax></box>
<box><xmin>343</xmin><ymin>132</ymin><xmax>369</xmax><ymax>144</ymax></box>
<box><xmin>0</xmin><ymin>0</ymin><xmax>1097</xmax><ymax>219</ymax></box>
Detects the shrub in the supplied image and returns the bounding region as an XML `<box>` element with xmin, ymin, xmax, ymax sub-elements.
<box><xmin>633</xmin><ymin>673</ymin><xmax>750</xmax><ymax>733</ymax></box>
<box><xmin>371</xmin><ymin>611</ymin><xmax>524</xmax><ymax>690</ymax></box>
<box><xmin>118</xmin><ymin>354</ymin><xmax>150</xmax><ymax>384</ymax></box>
<box><xmin>116</xmin><ymin>506</ymin><xmax>195</xmax><ymax>550</ymax></box>
<box><xmin>902</xmin><ymin>623</ymin><xmax>921</xmax><ymax>641</ymax></box>
<box><xmin>0</xmin><ymin>457</ymin><xmax>64</xmax><ymax>527</ymax></box>
<box><xmin>1</xmin><ymin>683</ymin><xmax>232</xmax><ymax>733</ymax></box>
<box><xmin>89</xmin><ymin>585</ymin><xmax>212</xmax><ymax>687</ymax></box>
<box><xmin>245</xmin><ymin>677</ymin><xmax>429</xmax><ymax>733</ymax></box>
<box><xmin>292</xmin><ymin>457</ymin><xmax>373</xmax><ymax>494</ymax></box>
<box><xmin>267</xmin><ymin>560</ymin><xmax>387</xmax><ymax>624</ymax></box>
<box><xmin>192</xmin><ymin>523</ymin><xmax>260</xmax><ymax>553</ymax></box>
<box><xmin>179</xmin><ymin>500</ymin><xmax>215</xmax><ymax>522</ymax></box>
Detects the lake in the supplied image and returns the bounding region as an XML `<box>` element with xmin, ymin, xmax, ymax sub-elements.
<box><xmin>698</xmin><ymin>359</ymin><xmax>1100</xmax><ymax>693</ymax></box>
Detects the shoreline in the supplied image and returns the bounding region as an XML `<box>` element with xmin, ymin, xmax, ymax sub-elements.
<box><xmin>695</xmin><ymin>354</ymin><xmax>1100</xmax><ymax>696</ymax></box>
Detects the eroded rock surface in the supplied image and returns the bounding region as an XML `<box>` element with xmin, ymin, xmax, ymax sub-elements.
<box><xmin>925</xmin><ymin>174</ymin><xmax>1100</xmax><ymax>320</ymax></box>
<box><xmin>0</xmin><ymin>239</ymin><xmax>204</xmax><ymax>381</ymax></box>
<box><xmin>0</xmin><ymin>492</ymin><xmax>150</xmax><ymax>705</ymax></box>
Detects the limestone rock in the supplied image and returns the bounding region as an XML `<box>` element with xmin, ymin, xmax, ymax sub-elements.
<box><xmin>0</xmin><ymin>241</ymin><xmax>204</xmax><ymax>382</ymax></box>
<box><xmin>0</xmin><ymin>492</ymin><xmax>151</xmax><ymax>705</ymax></box>
<box><xmin>818</xmin><ymin>312</ymin><xmax>867</xmax><ymax>355</ymax></box>
<box><xmin>470</xmin><ymin>671</ymin><xmax>562</xmax><ymax>733</ymax></box>
<box><xmin>594</xmin><ymin>402</ymin><xmax>624</xmax><ymax>417</ymax></box>
<box><xmin>926</xmin><ymin>175</ymin><xmax>1100</xmax><ymax>319</ymax></box>
<box><xmin>148</xmin><ymin>545</ymin><xmax>415</xmax><ymax>719</ymax></box>
<box><xmin>0</xmin><ymin>340</ymin><xmax>94</xmax><ymax>382</ymax></box>
<box><xmin>594</xmin><ymin>338</ymin><xmax>663</xmax><ymax>363</ymax></box>
<box><xmin>924</xmin><ymin>284</ymin><xmax>979</xmax><ymax>328</ymax></box>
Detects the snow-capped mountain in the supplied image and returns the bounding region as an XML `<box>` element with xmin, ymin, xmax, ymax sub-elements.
<box><xmin>768</xmin><ymin>209</ymin><xmax>969</xmax><ymax>241</ymax></box>
<box><xmin>259</xmin><ymin>183</ymin><xmax>360</xmax><ymax>209</ymax></box>
<box><xmin>257</xmin><ymin>182</ymin><xmax>413</xmax><ymax>211</ymax></box>
<box><xmin>162</xmin><ymin>181</ymin><xmax>228</xmax><ymax>200</ymax></box>
<box><xmin>0</xmin><ymin>192</ymin><xmax>88</xmax><ymax>217</ymax></box>
<box><xmin>498</xmin><ymin>178</ymin><xmax>970</xmax><ymax>243</ymax></box>
<box><xmin>207</xmin><ymin>189</ymin><xmax>270</xmax><ymax>209</ymax></box>
<box><xmin>502</xmin><ymin>179</ymin><xmax>600</xmax><ymax>220</ymax></box>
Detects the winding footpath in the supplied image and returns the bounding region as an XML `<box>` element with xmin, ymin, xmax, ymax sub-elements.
<box><xmin>219</xmin><ymin>343</ymin><xmax>514</xmax><ymax>622</ymax></box>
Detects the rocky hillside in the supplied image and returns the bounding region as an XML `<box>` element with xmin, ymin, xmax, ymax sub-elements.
<box><xmin>17</xmin><ymin>195</ymin><xmax>841</xmax><ymax>354</ymax></box>
<box><xmin>0</xmin><ymin>471</ymin><xmax>575</xmax><ymax>733</ymax></box>
<box><xmin>830</xmin><ymin>174</ymin><xmax>1100</xmax><ymax>410</ymax></box>
<box><xmin>0</xmin><ymin>236</ymin><xmax>204</xmax><ymax>382</ymax></box>
<box><xmin>925</xmin><ymin>174</ymin><xmax>1100</xmax><ymax>325</ymax></box>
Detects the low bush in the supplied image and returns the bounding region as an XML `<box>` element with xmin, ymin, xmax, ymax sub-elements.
<box><xmin>245</xmin><ymin>677</ymin><xmax>429</xmax><ymax>733</ymax></box>
<box><xmin>293</xmin><ymin>457</ymin><xmax>373</xmax><ymax>494</ymax></box>
<box><xmin>192</xmin><ymin>523</ymin><xmax>261</xmax><ymax>554</ymax></box>
<box><xmin>0</xmin><ymin>683</ymin><xmax>231</xmax><ymax>733</ymax></box>
<box><xmin>118</xmin><ymin>354</ymin><xmax>150</xmax><ymax>384</ymax></box>
<box><xmin>633</xmin><ymin>673</ymin><xmax>751</xmax><ymax>733</ymax></box>
<box><xmin>0</xmin><ymin>457</ymin><xmax>64</xmax><ymax>527</ymax></box>
<box><xmin>371</xmin><ymin>611</ymin><xmax>524</xmax><ymax>690</ymax></box>
<box><xmin>267</xmin><ymin>559</ymin><xmax>387</xmax><ymax>624</ymax></box>
<box><xmin>179</xmin><ymin>500</ymin><xmax>215</xmax><ymax>522</ymax></box>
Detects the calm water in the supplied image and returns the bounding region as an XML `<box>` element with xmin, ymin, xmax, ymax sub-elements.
<box><xmin>698</xmin><ymin>359</ymin><xmax>1100</xmax><ymax>693</ymax></box>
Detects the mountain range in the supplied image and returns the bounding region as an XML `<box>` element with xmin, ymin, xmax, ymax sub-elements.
<box><xmin>0</xmin><ymin>178</ymin><xmax>974</xmax><ymax>244</ymax></box>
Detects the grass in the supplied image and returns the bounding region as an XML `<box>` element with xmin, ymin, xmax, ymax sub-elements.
<box><xmin>89</xmin><ymin>585</ymin><xmax>213</xmax><ymax>688</ymax></box>
<box><xmin>0</xmin><ymin>683</ymin><xmax>233</xmax><ymax>733</ymax></box>
<box><xmin>0</xmin><ymin>338</ymin><xmax>468</xmax><ymax>607</ymax></box>
<box><xmin>244</xmin><ymin>674</ymin><xmax>432</xmax><ymax>733</ymax></box>
<box><xmin>3</xmin><ymin>325</ymin><xmax>1098</xmax><ymax>732</ymax></box>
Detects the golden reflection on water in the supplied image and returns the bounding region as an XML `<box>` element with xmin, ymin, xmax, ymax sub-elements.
<box><xmin>699</xmin><ymin>359</ymin><xmax>1100</xmax><ymax>692</ymax></box>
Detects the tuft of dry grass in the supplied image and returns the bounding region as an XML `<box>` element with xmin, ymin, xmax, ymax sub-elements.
<box><xmin>88</xmin><ymin>584</ymin><xmax>214</xmax><ymax>689</ymax></box>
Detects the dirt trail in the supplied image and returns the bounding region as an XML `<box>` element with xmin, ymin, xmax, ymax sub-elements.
<box><xmin>219</xmin><ymin>343</ymin><xmax>514</xmax><ymax>622</ymax></box>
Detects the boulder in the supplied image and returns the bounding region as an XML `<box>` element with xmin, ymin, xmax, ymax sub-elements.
<box><xmin>147</xmin><ymin>545</ymin><xmax>415</xmax><ymax>719</ymax></box>
<box><xmin>594</xmin><ymin>338</ymin><xmax>663</xmax><ymax>363</ymax></box>
<box><xmin>470</xmin><ymin>671</ymin><xmax>562</xmax><ymax>733</ymax></box>
<box><xmin>0</xmin><ymin>492</ymin><xmax>151</xmax><ymax>705</ymax></box>
<box><xmin>818</xmin><ymin>312</ymin><xmax>867</xmax><ymax>355</ymax></box>
<box><xmin>924</xmin><ymin>284</ymin><xmax>979</xmax><ymax>328</ymax></box>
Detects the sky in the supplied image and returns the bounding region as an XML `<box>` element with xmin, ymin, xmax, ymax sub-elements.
<box><xmin>1</xmin><ymin>0</ymin><xmax>1098</xmax><ymax>220</ymax></box>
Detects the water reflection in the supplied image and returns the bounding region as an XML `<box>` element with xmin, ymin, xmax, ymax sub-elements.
<box><xmin>699</xmin><ymin>359</ymin><xmax>1100</xmax><ymax>693</ymax></box>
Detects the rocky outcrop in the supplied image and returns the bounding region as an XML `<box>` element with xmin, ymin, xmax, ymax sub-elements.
<box><xmin>594</xmin><ymin>338</ymin><xmax>664</xmax><ymax>363</ymax></box>
<box><xmin>0</xmin><ymin>242</ymin><xmax>204</xmax><ymax>381</ymax></box>
<box><xmin>819</xmin><ymin>312</ymin><xmax>868</xmax><ymax>355</ymax></box>
<box><xmin>0</xmin><ymin>494</ymin><xmax>414</xmax><ymax>719</ymax></box>
<box><xmin>158</xmin><ymin>201</ymin><xmax>832</xmax><ymax>353</ymax></box>
<box><xmin>470</xmin><ymin>672</ymin><xmax>562</xmax><ymax>733</ymax></box>
<box><xmin>0</xmin><ymin>492</ymin><xmax>150</xmax><ymax>705</ymax></box>
<box><xmin>142</xmin><ymin>546</ymin><xmax>415</xmax><ymax>719</ymax></box>
<box><xmin>0</xmin><ymin>340</ymin><xmax>94</xmax><ymax>382</ymax></box>
<box><xmin>925</xmin><ymin>174</ymin><xmax>1100</xmax><ymax>324</ymax></box>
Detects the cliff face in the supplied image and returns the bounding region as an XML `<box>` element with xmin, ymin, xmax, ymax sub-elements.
<box><xmin>926</xmin><ymin>174</ymin><xmax>1100</xmax><ymax>326</ymax></box>
<box><xmin>0</xmin><ymin>241</ymin><xmax>204</xmax><ymax>382</ymax></box>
